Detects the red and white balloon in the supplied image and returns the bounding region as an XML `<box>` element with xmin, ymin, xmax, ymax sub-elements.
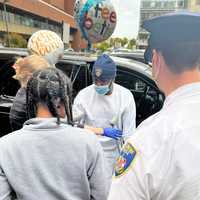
<box><xmin>74</xmin><ymin>0</ymin><xmax>117</xmax><ymax>44</ymax></box>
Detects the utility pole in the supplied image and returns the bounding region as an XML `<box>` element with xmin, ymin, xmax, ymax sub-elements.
<box><xmin>2</xmin><ymin>0</ymin><xmax>10</xmax><ymax>47</ymax></box>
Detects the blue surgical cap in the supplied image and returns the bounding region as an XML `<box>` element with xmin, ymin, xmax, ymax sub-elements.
<box><xmin>92</xmin><ymin>54</ymin><xmax>116</xmax><ymax>81</ymax></box>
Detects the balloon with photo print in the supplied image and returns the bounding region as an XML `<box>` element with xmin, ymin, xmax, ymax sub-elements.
<box><xmin>74</xmin><ymin>0</ymin><xmax>117</xmax><ymax>44</ymax></box>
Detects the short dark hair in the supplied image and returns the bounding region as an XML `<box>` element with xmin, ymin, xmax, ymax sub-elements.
<box><xmin>26</xmin><ymin>68</ymin><xmax>73</xmax><ymax>125</ymax></box>
<box><xmin>157</xmin><ymin>42</ymin><xmax>200</xmax><ymax>74</ymax></box>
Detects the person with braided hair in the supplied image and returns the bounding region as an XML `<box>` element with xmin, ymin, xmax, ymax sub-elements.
<box><xmin>0</xmin><ymin>68</ymin><xmax>108</xmax><ymax>200</ymax></box>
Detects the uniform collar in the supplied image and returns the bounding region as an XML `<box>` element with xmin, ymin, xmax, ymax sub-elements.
<box><xmin>164</xmin><ymin>82</ymin><xmax>200</xmax><ymax>108</ymax></box>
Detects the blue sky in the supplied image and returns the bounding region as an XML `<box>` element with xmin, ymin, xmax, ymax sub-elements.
<box><xmin>110</xmin><ymin>0</ymin><xmax>141</xmax><ymax>39</ymax></box>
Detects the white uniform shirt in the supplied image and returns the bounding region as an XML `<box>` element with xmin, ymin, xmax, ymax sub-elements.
<box><xmin>73</xmin><ymin>83</ymin><xmax>136</xmax><ymax>147</ymax></box>
<box><xmin>73</xmin><ymin>83</ymin><xmax>136</xmax><ymax>179</ymax></box>
<box><xmin>108</xmin><ymin>83</ymin><xmax>200</xmax><ymax>200</ymax></box>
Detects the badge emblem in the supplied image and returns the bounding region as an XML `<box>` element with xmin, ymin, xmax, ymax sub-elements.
<box><xmin>115</xmin><ymin>142</ymin><xmax>136</xmax><ymax>177</ymax></box>
<box><xmin>95</xmin><ymin>68</ymin><xmax>102</xmax><ymax>77</ymax></box>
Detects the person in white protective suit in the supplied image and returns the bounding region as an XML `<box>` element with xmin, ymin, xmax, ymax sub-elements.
<box><xmin>73</xmin><ymin>54</ymin><xmax>136</xmax><ymax>185</ymax></box>
<box><xmin>108</xmin><ymin>11</ymin><xmax>200</xmax><ymax>200</ymax></box>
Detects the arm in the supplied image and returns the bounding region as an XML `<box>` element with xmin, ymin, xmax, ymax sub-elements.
<box><xmin>88</xmin><ymin>139</ymin><xmax>109</xmax><ymax>200</ymax></box>
<box><xmin>108</xmin><ymin>142</ymin><xmax>150</xmax><ymax>200</ymax></box>
<box><xmin>9</xmin><ymin>88</ymin><xmax>27</xmax><ymax>131</ymax></box>
<box><xmin>121</xmin><ymin>94</ymin><xmax>136</xmax><ymax>139</ymax></box>
<box><xmin>72</xmin><ymin>94</ymin><xmax>86</xmax><ymax>122</ymax></box>
<box><xmin>0</xmin><ymin>164</ymin><xmax>13</xmax><ymax>200</ymax></box>
<box><xmin>84</xmin><ymin>125</ymin><xmax>122</xmax><ymax>140</ymax></box>
<box><xmin>73</xmin><ymin>92</ymin><xmax>122</xmax><ymax>140</ymax></box>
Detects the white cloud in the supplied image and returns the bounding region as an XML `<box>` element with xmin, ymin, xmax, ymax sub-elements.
<box><xmin>110</xmin><ymin>0</ymin><xmax>141</xmax><ymax>39</ymax></box>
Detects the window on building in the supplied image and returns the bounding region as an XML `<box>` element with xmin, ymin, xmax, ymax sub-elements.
<box><xmin>150</xmin><ymin>1</ymin><xmax>156</xmax><ymax>8</ymax></box>
<box><xmin>20</xmin><ymin>15</ymin><xmax>27</xmax><ymax>26</ymax></box>
<box><xmin>48</xmin><ymin>24</ymin><xmax>55</xmax><ymax>31</ymax></box>
<box><xmin>0</xmin><ymin>8</ymin><xmax>61</xmax><ymax>34</ymax></box>
<box><xmin>196</xmin><ymin>0</ymin><xmax>200</xmax><ymax>5</ymax></box>
<box><xmin>0</xmin><ymin>10</ymin><xmax>3</xmax><ymax>21</ymax></box>
<box><xmin>14</xmin><ymin>14</ymin><xmax>21</xmax><ymax>25</ymax></box>
<box><xmin>155</xmin><ymin>1</ymin><xmax>161</xmax><ymax>9</ymax></box>
<box><xmin>8</xmin><ymin>12</ymin><xmax>15</xmax><ymax>24</ymax></box>
<box><xmin>40</xmin><ymin>21</ymin><xmax>47</xmax><ymax>29</ymax></box>
<box><xmin>177</xmin><ymin>0</ymin><xmax>184</xmax><ymax>8</ymax></box>
<box><xmin>33</xmin><ymin>19</ymin><xmax>41</xmax><ymax>28</ymax></box>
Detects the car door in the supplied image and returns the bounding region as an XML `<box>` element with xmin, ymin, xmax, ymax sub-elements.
<box><xmin>56</xmin><ymin>60</ymin><xmax>88</xmax><ymax>100</ymax></box>
<box><xmin>0</xmin><ymin>56</ymin><xmax>21</xmax><ymax>137</ymax></box>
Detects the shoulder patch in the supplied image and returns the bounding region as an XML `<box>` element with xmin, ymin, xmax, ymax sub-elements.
<box><xmin>114</xmin><ymin>142</ymin><xmax>137</xmax><ymax>177</ymax></box>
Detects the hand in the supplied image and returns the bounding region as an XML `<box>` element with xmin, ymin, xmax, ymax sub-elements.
<box><xmin>103</xmin><ymin>128</ymin><xmax>123</xmax><ymax>140</ymax></box>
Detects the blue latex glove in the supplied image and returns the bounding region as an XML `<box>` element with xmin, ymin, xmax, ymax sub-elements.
<box><xmin>103</xmin><ymin>128</ymin><xmax>123</xmax><ymax>140</ymax></box>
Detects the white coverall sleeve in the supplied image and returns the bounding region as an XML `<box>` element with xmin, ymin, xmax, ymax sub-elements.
<box><xmin>121</xmin><ymin>94</ymin><xmax>136</xmax><ymax>138</ymax></box>
<box><xmin>72</xmin><ymin>93</ymin><xmax>86</xmax><ymax>122</ymax></box>
<box><xmin>87</xmin><ymin>138</ymin><xmax>109</xmax><ymax>200</ymax></box>
<box><xmin>108</xmin><ymin>142</ymin><xmax>150</xmax><ymax>200</ymax></box>
<box><xmin>0</xmin><ymin>165</ymin><xmax>13</xmax><ymax>200</ymax></box>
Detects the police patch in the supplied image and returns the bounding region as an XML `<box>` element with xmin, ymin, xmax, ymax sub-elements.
<box><xmin>114</xmin><ymin>142</ymin><xmax>136</xmax><ymax>177</ymax></box>
<box><xmin>95</xmin><ymin>68</ymin><xmax>102</xmax><ymax>77</ymax></box>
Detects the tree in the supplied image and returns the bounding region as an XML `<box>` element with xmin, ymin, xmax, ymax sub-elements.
<box><xmin>96</xmin><ymin>41</ymin><xmax>110</xmax><ymax>52</ymax></box>
<box><xmin>127</xmin><ymin>38</ymin><xmax>136</xmax><ymax>49</ymax></box>
<box><xmin>4</xmin><ymin>33</ymin><xmax>27</xmax><ymax>48</ymax></box>
<box><xmin>110</xmin><ymin>38</ymin><xmax>115</xmax><ymax>47</ymax></box>
<box><xmin>121</xmin><ymin>37</ymin><xmax>128</xmax><ymax>47</ymax></box>
<box><xmin>95</xmin><ymin>37</ymin><xmax>137</xmax><ymax>52</ymax></box>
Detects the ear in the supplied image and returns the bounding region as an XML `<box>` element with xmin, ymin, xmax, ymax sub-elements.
<box><xmin>152</xmin><ymin>49</ymin><xmax>163</xmax><ymax>71</ymax></box>
<box><xmin>152</xmin><ymin>50</ymin><xmax>159</xmax><ymax>67</ymax></box>
<box><xmin>152</xmin><ymin>50</ymin><xmax>163</xmax><ymax>81</ymax></box>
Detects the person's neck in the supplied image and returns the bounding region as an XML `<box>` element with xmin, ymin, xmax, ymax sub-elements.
<box><xmin>164</xmin><ymin>69</ymin><xmax>200</xmax><ymax>97</ymax></box>
<box><xmin>106</xmin><ymin>82</ymin><xmax>114</xmax><ymax>96</ymax></box>
<box><xmin>36</xmin><ymin>104</ymin><xmax>53</xmax><ymax>118</ymax></box>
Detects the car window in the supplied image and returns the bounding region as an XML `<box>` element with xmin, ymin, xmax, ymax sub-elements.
<box><xmin>56</xmin><ymin>62</ymin><xmax>73</xmax><ymax>78</ymax></box>
<box><xmin>116</xmin><ymin>69</ymin><xmax>146</xmax><ymax>92</ymax></box>
<box><xmin>115</xmin><ymin>67</ymin><xmax>164</xmax><ymax>126</ymax></box>
<box><xmin>0</xmin><ymin>58</ymin><xmax>20</xmax><ymax>97</ymax></box>
<box><xmin>72</xmin><ymin>65</ymin><xmax>88</xmax><ymax>97</ymax></box>
<box><xmin>56</xmin><ymin>62</ymin><xmax>88</xmax><ymax>99</ymax></box>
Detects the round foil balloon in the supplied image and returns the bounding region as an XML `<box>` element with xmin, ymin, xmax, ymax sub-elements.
<box><xmin>74</xmin><ymin>0</ymin><xmax>117</xmax><ymax>44</ymax></box>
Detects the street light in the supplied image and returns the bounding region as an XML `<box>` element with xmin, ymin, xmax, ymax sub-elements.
<box><xmin>2</xmin><ymin>0</ymin><xmax>10</xmax><ymax>47</ymax></box>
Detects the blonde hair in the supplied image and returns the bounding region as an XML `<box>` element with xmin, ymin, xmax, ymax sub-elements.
<box><xmin>14</xmin><ymin>57</ymin><xmax>24</xmax><ymax>66</ymax></box>
<box><xmin>14</xmin><ymin>55</ymin><xmax>51</xmax><ymax>87</ymax></box>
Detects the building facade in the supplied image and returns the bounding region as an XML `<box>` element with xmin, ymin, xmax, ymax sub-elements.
<box><xmin>186</xmin><ymin>0</ymin><xmax>200</xmax><ymax>11</ymax></box>
<box><xmin>138</xmin><ymin>0</ymin><xmax>186</xmax><ymax>48</ymax></box>
<box><xmin>0</xmin><ymin>0</ymin><xmax>86</xmax><ymax>51</ymax></box>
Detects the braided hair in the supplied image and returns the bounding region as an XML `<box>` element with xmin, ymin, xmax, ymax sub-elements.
<box><xmin>26</xmin><ymin>68</ymin><xmax>73</xmax><ymax>125</ymax></box>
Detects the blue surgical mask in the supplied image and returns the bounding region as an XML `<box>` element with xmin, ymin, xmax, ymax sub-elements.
<box><xmin>95</xmin><ymin>85</ymin><xmax>110</xmax><ymax>95</ymax></box>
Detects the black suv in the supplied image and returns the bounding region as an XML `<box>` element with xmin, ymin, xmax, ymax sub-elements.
<box><xmin>0</xmin><ymin>48</ymin><xmax>164</xmax><ymax>137</ymax></box>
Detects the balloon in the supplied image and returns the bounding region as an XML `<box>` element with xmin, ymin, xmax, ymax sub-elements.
<box><xmin>74</xmin><ymin>0</ymin><xmax>117</xmax><ymax>44</ymax></box>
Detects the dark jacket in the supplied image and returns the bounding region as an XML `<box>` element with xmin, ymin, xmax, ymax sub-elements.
<box><xmin>9</xmin><ymin>87</ymin><xmax>27</xmax><ymax>131</ymax></box>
